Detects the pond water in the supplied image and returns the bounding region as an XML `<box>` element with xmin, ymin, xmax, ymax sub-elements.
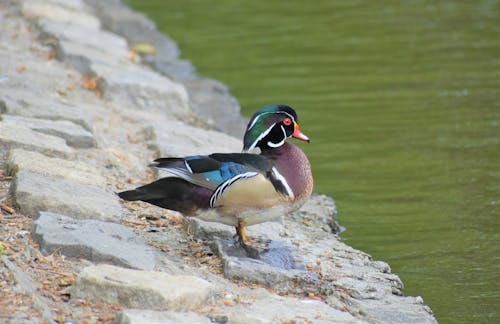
<box><xmin>129</xmin><ymin>1</ymin><xmax>499</xmax><ymax>322</ymax></box>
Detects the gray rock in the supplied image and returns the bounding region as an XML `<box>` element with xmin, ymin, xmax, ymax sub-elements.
<box><xmin>85</xmin><ymin>0</ymin><xmax>180</xmax><ymax>62</ymax></box>
<box><xmin>289</xmin><ymin>194</ymin><xmax>343</xmax><ymax>234</ymax></box>
<box><xmin>115</xmin><ymin>309</ymin><xmax>211</xmax><ymax>324</ymax></box>
<box><xmin>6</xmin><ymin>149</ymin><xmax>107</xmax><ymax>187</ymax></box>
<box><xmin>1</xmin><ymin>115</ymin><xmax>96</xmax><ymax>148</ymax></box>
<box><xmin>184</xmin><ymin>78</ymin><xmax>247</xmax><ymax>137</ymax></box>
<box><xmin>55</xmin><ymin>38</ymin><xmax>129</xmax><ymax>76</ymax></box>
<box><xmin>84</xmin><ymin>0</ymin><xmax>244</xmax><ymax>136</ymax></box>
<box><xmin>32</xmin><ymin>212</ymin><xmax>156</xmax><ymax>270</ymax></box>
<box><xmin>212</xmin><ymin>239</ymin><xmax>317</xmax><ymax>295</ymax></box>
<box><xmin>71</xmin><ymin>264</ymin><xmax>213</xmax><ymax>311</ymax></box>
<box><xmin>150</xmin><ymin>59</ymin><xmax>196</xmax><ymax>82</ymax></box>
<box><xmin>90</xmin><ymin>61</ymin><xmax>190</xmax><ymax>116</ymax></box>
<box><xmin>350</xmin><ymin>294</ymin><xmax>436</xmax><ymax>324</ymax></box>
<box><xmin>38</xmin><ymin>18</ymin><xmax>129</xmax><ymax>59</ymax></box>
<box><xmin>151</xmin><ymin>119</ymin><xmax>241</xmax><ymax>157</ymax></box>
<box><xmin>183</xmin><ymin>218</ymin><xmax>234</xmax><ymax>241</ymax></box>
<box><xmin>225</xmin><ymin>294</ymin><xmax>360</xmax><ymax>324</ymax></box>
<box><xmin>12</xmin><ymin>171</ymin><xmax>121</xmax><ymax>222</ymax></box>
<box><xmin>279</xmin><ymin>215</ymin><xmax>437</xmax><ymax>323</ymax></box>
<box><xmin>38</xmin><ymin>0</ymin><xmax>92</xmax><ymax>12</ymax></box>
<box><xmin>1</xmin><ymin>91</ymin><xmax>93</xmax><ymax>131</ymax></box>
<box><xmin>21</xmin><ymin>0</ymin><xmax>101</xmax><ymax>29</ymax></box>
<box><xmin>0</xmin><ymin>123</ymin><xmax>74</xmax><ymax>159</ymax></box>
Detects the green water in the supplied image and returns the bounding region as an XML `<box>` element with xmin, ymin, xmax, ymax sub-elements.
<box><xmin>130</xmin><ymin>1</ymin><xmax>499</xmax><ymax>322</ymax></box>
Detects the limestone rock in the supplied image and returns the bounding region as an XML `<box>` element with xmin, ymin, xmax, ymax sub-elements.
<box><xmin>53</xmin><ymin>38</ymin><xmax>130</xmax><ymax>76</ymax></box>
<box><xmin>85</xmin><ymin>0</ymin><xmax>180</xmax><ymax>62</ymax></box>
<box><xmin>212</xmin><ymin>239</ymin><xmax>317</xmax><ymax>294</ymax></box>
<box><xmin>38</xmin><ymin>18</ymin><xmax>129</xmax><ymax>59</ymax></box>
<box><xmin>6</xmin><ymin>149</ymin><xmax>107</xmax><ymax>187</ymax></box>
<box><xmin>13</xmin><ymin>171</ymin><xmax>121</xmax><ymax>222</ymax></box>
<box><xmin>115</xmin><ymin>309</ymin><xmax>211</xmax><ymax>324</ymax></box>
<box><xmin>71</xmin><ymin>264</ymin><xmax>213</xmax><ymax>311</ymax></box>
<box><xmin>225</xmin><ymin>294</ymin><xmax>360</xmax><ymax>323</ymax></box>
<box><xmin>152</xmin><ymin>119</ymin><xmax>241</xmax><ymax>157</ymax></box>
<box><xmin>0</xmin><ymin>123</ymin><xmax>74</xmax><ymax>159</ymax></box>
<box><xmin>32</xmin><ymin>212</ymin><xmax>155</xmax><ymax>270</ymax></box>
<box><xmin>91</xmin><ymin>61</ymin><xmax>190</xmax><ymax>116</ymax></box>
<box><xmin>1</xmin><ymin>91</ymin><xmax>93</xmax><ymax>131</ymax></box>
<box><xmin>22</xmin><ymin>0</ymin><xmax>101</xmax><ymax>29</ymax></box>
<box><xmin>1</xmin><ymin>115</ymin><xmax>96</xmax><ymax>148</ymax></box>
<box><xmin>183</xmin><ymin>218</ymin><xmax>233</xmax><ymax>241</ymax></box>
<box><xmin>184</xmin><ymin>78</ymin><xmax>247</xmax><ymax>137</ymax></box>
<box><xmin>289</xmin><ymin>194</ymin><xmax>343</xmax><ymax>234</ymax></box>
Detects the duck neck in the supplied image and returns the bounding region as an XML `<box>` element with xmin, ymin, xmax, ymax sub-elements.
<box><xmin>261</xmin><ymin>142</ymin><xmax>313</xmax><ymax>203</ymax></box>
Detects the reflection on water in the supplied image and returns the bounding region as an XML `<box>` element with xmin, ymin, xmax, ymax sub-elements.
<box><xmin>131</xmin><ymin>0</ymin><xmax>499</xmax><ymax>322</ymax></box>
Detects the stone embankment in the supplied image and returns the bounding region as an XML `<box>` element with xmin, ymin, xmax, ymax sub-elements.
<box><xmin>0</xmin><ymin>0</ymin><xmax>437</xmax><ymax>323</ymax></box>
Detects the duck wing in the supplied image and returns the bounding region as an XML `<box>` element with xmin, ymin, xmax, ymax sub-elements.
<box><xmin>119</xmin><ymin>153</ymin><xmax>293</xmax><ymax>214</ymax></box>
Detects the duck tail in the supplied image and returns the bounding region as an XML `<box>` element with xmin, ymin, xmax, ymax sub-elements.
<box><xmin>117</xmin><ymin>177</ymin><xmax>211</xmax><ymax>213</ymax></box>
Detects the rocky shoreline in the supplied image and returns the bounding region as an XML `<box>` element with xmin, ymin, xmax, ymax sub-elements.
<box><xmin>0</xmin><ymin>0</ymin><xmax>437</xmax><ymax>323</ymax></box>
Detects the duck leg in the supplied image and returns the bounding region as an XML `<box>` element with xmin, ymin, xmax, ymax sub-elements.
<box><xmin>235</xmin><ymin>220</ymin><xmax>263</xmax><ymax>259</ymax></box>
<box><xmin>236</xmin><ymin>220</ymin><xmax>249</xmax><ymax>246</ymax></box>
<box><xmin>236</xmin><ymin>220</ymin><xmax>257</xmax><ymax>257</ymax></box>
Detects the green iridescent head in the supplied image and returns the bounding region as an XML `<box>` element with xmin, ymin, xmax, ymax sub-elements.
<box><xmin>243</xmin><ymin>104</ymin><xmax>310</xmax><ymax>151</ymax></box>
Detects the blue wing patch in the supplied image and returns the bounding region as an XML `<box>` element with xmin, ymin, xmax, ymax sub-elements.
<box><xmin>201</xmin><ymin>162</ymin><xmax>247</xmax><ymax>186</ymax></box>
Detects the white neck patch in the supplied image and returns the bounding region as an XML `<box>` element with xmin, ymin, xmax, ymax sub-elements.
<box><xmin>272</xmin><ymin>166</ymin><xmax>294</xmax><ymax>198</ymax></box>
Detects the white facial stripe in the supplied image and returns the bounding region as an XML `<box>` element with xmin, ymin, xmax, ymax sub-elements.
<box><xmin>272</xmin><ymin>167</ymin><xmax>294</xmax><ymax>198</ymax></box>
<box><xmin>266</xmin><ymin>125</ymin><xmax>287</xmax><ymax>148</ymax></box>
<box><xmin>248</xmin><ymin>111</ymin><xmax>296</xmax><ymax>131</ymax></box>
<box><xmin>248</xmin><ymin>122</ymin><xmax>276</xmax><ymax>151</ymax></box>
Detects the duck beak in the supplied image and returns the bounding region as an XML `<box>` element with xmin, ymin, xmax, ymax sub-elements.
<box><xmin>292</xmin><ymin>122</ymin><xmax>310</xmax><ymax>143</ymax></box>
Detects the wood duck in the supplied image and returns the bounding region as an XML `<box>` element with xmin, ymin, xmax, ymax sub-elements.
<box><xmin>118</xmin><ymin>104</ymin><xmax>313</xmax><ymax>247</ymax></box>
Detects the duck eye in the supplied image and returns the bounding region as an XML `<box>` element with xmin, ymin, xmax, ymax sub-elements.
<box><xmin>283</xmin><ymin>118</ymin><xmax>292</xmax><ymax>126</ymax></box>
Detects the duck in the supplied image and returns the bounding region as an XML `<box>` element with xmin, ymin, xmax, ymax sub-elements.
<box><xmin>118</xmin><ymin>104</ymin><xmax>313</xmax><ymax>248</ymax></box>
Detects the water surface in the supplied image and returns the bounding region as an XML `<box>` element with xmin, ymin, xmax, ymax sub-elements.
<box><xmin>130</xmin><ymin>1</ymin><xmax>500</xmax><ymax>322</ymax></box>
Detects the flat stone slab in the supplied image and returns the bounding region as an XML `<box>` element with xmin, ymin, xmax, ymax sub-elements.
<box><xmin>115</xmin><ymin>309</ymin><xmax>211</xmax><ymax>324</ymax></box>
<box><xmin>2</xmin><ymin>115</ymin><xmax>96</xmax><ymax>148</ymax></box>
<box><xmin>0</xmin><ymin>123</ymin><xmax>74</xmax><ymax>159</ymax></box>
<box><xmin>22</xmin><ymin>0</ymin><xmax>101</xmax><ymax>29</ymax></box>
<box><xmin>184</xmin><ymin>78</ymin><xmax>246</xmax><ymax>137</ymax></box>
<box><xmin>211</xmin><ymin>239</ymin><xmax>318</xmax><ymax>294</ymax></box>
<box><xmin>1</xmin><ymin>91</ymin><xmax>93</xmax><ymax>131</ymax></box>
<box><xmin>85</xmin><ymin>0</ymin><xmax>180</xmax><ymax>62</ymax></box>
<box><xmin>38</xmin><ymin>18</ymin><xmax>129</xmax><ymax>59</ymax></box>
<box><xmin>51</xmin><ymin>37</ymin><xmax>130</xmax><ymax>76</ymax></box>
<box><xmin>91</xmin><ymin>61</ymin><xmax>190</xmax><ymax>116</ymax></box>
<box><xmin>32</xmin><ymin>212</ymin><xmax>155</xmax><ymax>270</ymax></box>
<box><xmin>13</xmin><ymin>171</ymin><xmax>121</xmax><ymax>222</ymax></box>
<box><xmin>7</xmin><ymin>149</ymin><xmax>107</xmax><ymax>187</ymax></box>
<box><xmin>152</xmin><ymin>119</ymin><xmax>241</xmax><ymax>157</ymax></box>
<box><xmin>71</xmin><ymin>264</ymin><xmax>213</xmax><ymax>311</ymax></box>
<box><xmin>225</xmin><ymin>295</ymin><xmax>360</xmax><ymax>324</ymax></box>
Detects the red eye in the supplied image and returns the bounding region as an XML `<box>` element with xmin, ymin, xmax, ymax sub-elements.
<box><xmin>283</xmin><ymin>118</ymin><xmax>292</xmax><ymax>126</ymax></box>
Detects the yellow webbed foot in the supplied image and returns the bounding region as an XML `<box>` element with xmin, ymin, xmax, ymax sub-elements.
<box><xmin>235</xmin><ymin>221</ymin><xmax>269</xmax><ymax>258</ymax></box>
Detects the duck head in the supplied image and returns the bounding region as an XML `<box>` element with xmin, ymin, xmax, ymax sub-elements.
<box><xmin>243</xmin><ymin>104</ymin><xmax>310</xmax><ymax>152</ymax></box>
